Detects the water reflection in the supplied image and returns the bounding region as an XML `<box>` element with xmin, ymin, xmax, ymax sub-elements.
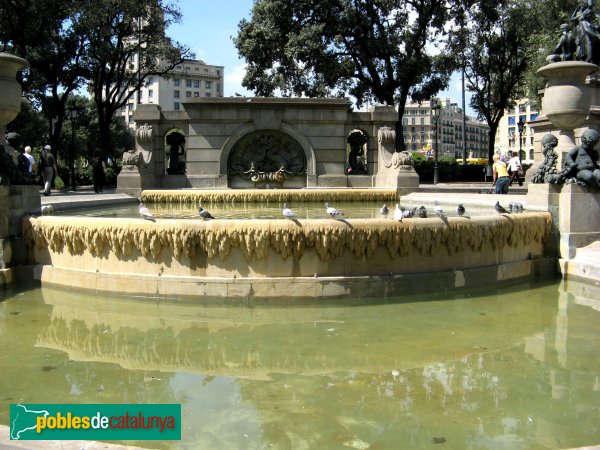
<box><xmin>0</xmin><ymin>280</ymin><xmax>599</xmax><ymax>449</ymax></box>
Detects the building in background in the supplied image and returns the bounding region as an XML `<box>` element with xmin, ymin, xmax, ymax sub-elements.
<box><xmin>402</xmin><ymin>98</ymin><xmax>489</xmax><ymax>160</ymax></box>
<box><xmin>120</xmin><ymin>58</ymin><xmax>224</xmax><ymax>127</ymax></box>
<box><xmin>495</xmin><ymin>99</ymin><xmax>538</xmax><ymax>163</ymax></box>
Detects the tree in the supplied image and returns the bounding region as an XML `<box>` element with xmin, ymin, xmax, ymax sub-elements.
<box><xmin>0</xmin><ymin>0</ymin><xmax>88</xmax><ymax>154</ymax></box>
<box><xmin>451</xmin><ymin>0</ymin><xmax>543</xmax><ymax>164</ymax></box>
<box><xmin>76</xmin><ymin>0</ymin><xmax>192</xmax><ymax>153</ymax></box>
<box><xmin>234</xmin><ymin>0</ymin><xmax>458</xmax><ymax>151</ymax></box>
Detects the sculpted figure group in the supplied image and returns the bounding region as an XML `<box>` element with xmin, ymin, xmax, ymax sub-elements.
<box><xmin>548</xmin><ymin>0</ymin><xmax>600</xmax><ymax>65</ymax></box>
<box><xmin>532</xmin><ymin>129</ymin><xmax>600</xmax><ymax>189</ymax></box>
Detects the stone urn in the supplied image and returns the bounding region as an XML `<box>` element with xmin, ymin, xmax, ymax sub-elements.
<box><xmin>0</xmin><ymin>52</ymin><xmax>29</xmax><ymax>145</ymax></box>
<box><xmin>537</xmin><ymin>61</ymin><xmax>598</xmax><ymax>154</ymax></box>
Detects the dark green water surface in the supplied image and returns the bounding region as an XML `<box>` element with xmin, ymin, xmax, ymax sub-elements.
<box><xmin>1</xmin><ymin>279</ymin><xmax>599</xmax><ymax>449</ymax></box>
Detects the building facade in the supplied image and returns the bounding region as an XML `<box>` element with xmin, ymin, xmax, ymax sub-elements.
<box><xmin>120</xmin><ymin>58</ymin><xmax>224</xmax><ymax>127</ymax></box>
<box><xmin>402</xmin><ymin>98</ymin><xmax>489</xmax><ymax>160</ymax></box>
<box><xmin>494</xmin><ymin>99</ymin><xmax>539</xmax><ymax>163</ymax></box>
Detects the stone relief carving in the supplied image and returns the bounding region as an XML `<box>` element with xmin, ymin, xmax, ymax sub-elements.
<box><xmin>228</xmin><ymin>131</ymin><xmax>306</xmax><ymax>186</ymax></box>
<box><xmin>378</xmin><ymin>127</ymin><xmax>414</xmax><ymax>170</ymax></box>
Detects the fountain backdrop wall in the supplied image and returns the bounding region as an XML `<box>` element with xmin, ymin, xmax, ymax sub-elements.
<box><xmin>24</xmin><ymin>211</ymin><xmax>552</xmax><ymax>298</ymax></box>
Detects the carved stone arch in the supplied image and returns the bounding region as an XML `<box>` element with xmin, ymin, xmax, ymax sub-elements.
<box><xmin>220</xmin><ymin>124</ymin><xmax>316</xmax><ymax>188</ymax></box>
<box><xmin>225</xmin><ymin>128</ymin><xmax>310</xmax><ymax>188</ymax></box>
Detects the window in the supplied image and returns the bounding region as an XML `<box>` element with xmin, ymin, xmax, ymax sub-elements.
<box><xmin>194</xmin><ymin>92</ymin><xmax>199</xmax><ymax>97</ymax></box>
<box><xmin>186</xmin><ymin>91</ymin><xmax>192</xmax><ymax>97</ymax></box>
<box><xmin>174</xmin><ymin>90</ymin><xmax>180</xmax><ymax>98</ymax></box>
<box><xmin>194</xmin><ymin>80</ymin><xmax>199</xmax><ymax>88</ymax></box>
<box><xmin>205</xmin><ymin>81</ymin><xmax>212</xmax><ymax>89</ymax></box>
<box><xmin>402</xmin><ymin>118</ymin><xmax>408</xmax><ymax>125</ymax></box>
<box><xmin>206</xmin><ymin>93</ymin><xmax>211</xmax><ymax>97</ymax></box>
<box><xmin>420</xmin><ymin>118</ymin><xmax>425</xmax><ymax>125</ymax></box>
<box><xmin>508</xmin><ymin>116</ymin><xmax>515</xmax><ymax>125</ymax></box>
<box><xmin>174</xmin><ymin>79</ymin><xmax>180</xmax><ymax>86</ymax></box>
<box><xmin>186</xmin><ymin>79</ymin><xmax>192</xmax><ymax>87</ymax></box>
<box><xmin>217</xmin><ymin>70</ymin><xmax>221</xmax><ymax>76</ymax></box>
<box><xmin>174</xmin><ymin>102</ymin><xmax>180</xmax><ymax>110</ymax></box>
<box><xmin>148</xmin><ymin>89</ymin><xmax>153</xmax><ymax>98</ymax></box>
<box><xmin>411</xmin><ymin>118</ymin><xmax>416</xmax><ymax>125</ymax></box>
<box><xmin>147</xmin><ymin>77</ymin><xmax>154</xmax><ymax>85</ymax></box>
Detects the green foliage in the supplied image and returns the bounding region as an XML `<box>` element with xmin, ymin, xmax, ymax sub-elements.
<box><xmin>235</xmin><ymin>0</ymin><xmax>457</xmax><ymax>150</ymax></box>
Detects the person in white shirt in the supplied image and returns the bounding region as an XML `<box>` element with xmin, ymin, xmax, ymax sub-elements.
<box><xmin>507</xmin><ymin>151</ymin><xmax>523</xmax><ymax>186</ymax></box>
<box><xmin>24</xmin><ymin>146</ymin><xmax>35</xmax><ymax>173</ymax></box>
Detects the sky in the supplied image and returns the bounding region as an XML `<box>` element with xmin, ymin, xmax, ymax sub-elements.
<box><xmin>166</xmin><ymin>0</ymin><xmax>472</xmax><ymax>114</ymax></box>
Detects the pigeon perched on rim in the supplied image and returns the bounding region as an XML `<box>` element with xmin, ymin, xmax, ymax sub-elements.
<box><xmin>138</xmin><ymin>203</ymin><xmax>155</xmax><ymax>221</ymax></box>
<box><xmin>282</xmin><ymin>203</ymin><xmax>295</xmax><ymax>219</ymax></box>
<box><xmin>325</xmin><ymin>203</ymin><xmax>343</xmax><ymax>218</ymax></box>
<box><xmin>457</xmin><ymin>204</ymin><xmax>466</xmax><ymax>217</ymax></box>
<box><xmin>198</xmin><ymin>206</ymin><xmax>215</xmax><ymax>220</ymax></box>
<box><xmin>393</xmin><ymin>204</ymin><xmax>403</xmax><ymax>221</ymax></box>
<box><xmin>495</xmin><ymin>201</ymin><xmax>510</xmax><ymax>214</ymax></box>
<box><xmin>434</xmin><ymin>201</ymin><xmax>445</xmax><ymax>219</ymax></box>
<box><xmin>417</xmin><ymin>205</ymin><xmax>428</xmax><ymax>218</ymax></box>
<box><xmin>380</xmin><ymin>203</ymin><xmax>389</xmax><ymax>219</ymax></box>
<box><xmin>403</xmin><ymin>207</ymin><xmax>416</xmax><ymax>218</ymax></box>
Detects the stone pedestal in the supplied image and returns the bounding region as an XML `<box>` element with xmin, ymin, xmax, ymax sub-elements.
<box><xmin>0</xmin><ymin>184</ymin><xmax>40</xmax><ymax>287</ymax></box>
<box><xmin>557</xmin><ymin>184</ymin><xmax>600</xmax><ymax>259</ymax></box>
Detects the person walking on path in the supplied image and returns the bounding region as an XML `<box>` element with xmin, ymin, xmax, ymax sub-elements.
<box><xmin>507</xmin><ymin>151</ymin><xmax>523</xmax><ymax>186</ymax></box>
<box><xmin>492</xmin><ymin>153</ymin><xmax>510</xmax><ymax>194</ymax></box>
<box><xmin>39</xmin><ymin>145</ymin><xmax>57</xmax><ymax>196</ymax></box>
<box><xmin>91</xmin><ymin>148</ymin><xmax>107</xmax><ymax>193</ymax></box>
<box><xmin>23</xmin><ymin>146</ymin><xmax>34</xmax><ymax>174</ymax></box>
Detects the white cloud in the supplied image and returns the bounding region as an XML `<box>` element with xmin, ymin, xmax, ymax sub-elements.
<box><xmin>224</xmin><ymin>63</ymin><xmax>252</xmax><ymax>97</ymax></box>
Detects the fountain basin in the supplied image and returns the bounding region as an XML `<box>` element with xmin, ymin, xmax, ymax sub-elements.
<box><xmin>25</xmin><ymin>213</ymin><xmax>553</xmax><ymax>298</ymax></box>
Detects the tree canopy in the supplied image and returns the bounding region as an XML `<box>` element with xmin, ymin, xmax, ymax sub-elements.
<box><xmin>0</xmin><ymin>0</ymin><xmax>190</xmax><ymax>154</ymax></box>
<box><xmin>234</xmin><ymin>0</ymin><xmax>459</xmax><ymax>151</ymax></box>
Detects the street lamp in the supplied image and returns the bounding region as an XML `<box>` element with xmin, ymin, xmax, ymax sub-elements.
<box><xmin>431</xmin><ymin>99</ymin><xmax>441</xmax><ymax>184</ymax></box>
<box><xmin>517</xmin><ymin>118</ymin><xmax>525</xmax><ymax>165</ymax></box>
<box><xmin>68</xmin><ymin>107</ymin><xmax>78</xmax><ymax>191</ymax></box>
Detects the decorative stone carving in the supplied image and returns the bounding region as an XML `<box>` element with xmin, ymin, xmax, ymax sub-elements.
<box><xmin>228</xmin><ymin>130</ymin><xmax>306</xmax><ymax>186</ymax></box>
<box><xmin>563</xmin><ymin>128</ymin><xmax>600</xmax><ymax>189</ymax></box>
<box><xmin>347</xmin><ymin>129</ymin><xmax>368</xmax><ymax>174</ymax></box>
<box><xmin>531</xmin><ymin>134</ymin><xmax>563</xmax><ymax>184</ymax></box>
<box><xmin>378</xmin><ymin>127</ymin><xmax>414</xmax><ymax>170</ymax></box>
<box><xmin>121</xmin><ymin>149</ymin><xmax>146</xmax><ymax>171</ymax></box>
<box><xmin>136</xmin><ymin>123</ymin><xmax>153</xmax><ymax>144</ymax></box>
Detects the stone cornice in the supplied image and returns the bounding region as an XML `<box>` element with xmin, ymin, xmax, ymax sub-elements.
<box><xmin>182</xmin><ymin>97</ymin><xmax>353</xmax><ymax>111</ymax></box>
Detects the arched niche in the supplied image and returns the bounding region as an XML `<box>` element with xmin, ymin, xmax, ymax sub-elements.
<box><xmin>347</xmin><ymin>129</ymin><xmax>369</xmax><ymax>175</ymax></box>
<box><xmin>227</xmin><ymin>129</ymin><xmax>307</xmax><ymax>188</ymax></box>
<box><xmin>165</xmin><ymin>128</ymin><xmax>186</xmax><ymax>175</ymax></box>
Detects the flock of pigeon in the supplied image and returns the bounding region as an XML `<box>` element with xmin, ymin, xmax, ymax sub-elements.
<box><xmin>138</xmin><ymin>200</ymin><xmax>523</xmax><ymax>222</ymax></box>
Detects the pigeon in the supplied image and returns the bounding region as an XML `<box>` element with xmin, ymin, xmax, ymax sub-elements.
<box><xmin>495</xmin><ymin>201</ymin><xmax>509</xmax><ymax>214</ymax></box>
<box><xmin>393</xmin><ymin>204</ymin><xmax>403</xmax><ymax>221</ymax></box>
<box><xmin>380</xmin><ymin>203</ymin><xmax>389</xmax><ymax>219</ymax></box>
<box><xmin>325</xmin><ymin>202</ymin><xmax>343</xmax><ymax>218</ymax></box>
<box><xmin>417</xmin><ymin>205</ymin><xmax>428</xmax><ymax>218</ymax></box>
<box><xmin>403</xmin><ymin>207</ymin><xmax>416</xmax><ymax>219</ymax></box>
<box><xmin>198</xmin><ymin>206</ymin><xmax>215</xmax><ymax>220</ymax></box>
<box><xmin>282</xmin><ymin>203</ymin><xmax>295</xmax><ymax>219</ymax></box>
<box><xmin>457</xmin><ymin>204</ymin><xmax>466</xmax><ymax>217</ymax></box>
<box><xmin>138</xmin><ymin>203</ymin><xmax>155</xmax><ymax>221</ymax></box>
<box><xmin>434</xmin><ymin>201</ymin><xmax>444</xmax><ymax>219</ymax></box>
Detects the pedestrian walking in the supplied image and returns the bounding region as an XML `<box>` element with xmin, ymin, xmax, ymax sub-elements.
<box><xmin>39</xmin><ymin>145</ymin><xmax>57</xmax><ymax>196</ymax></box>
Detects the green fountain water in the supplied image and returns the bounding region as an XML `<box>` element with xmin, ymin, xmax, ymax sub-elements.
<box><xmin>1</xmin><ymin>278</ymin><xmax>598</xmax><ymax>449</ymax></box>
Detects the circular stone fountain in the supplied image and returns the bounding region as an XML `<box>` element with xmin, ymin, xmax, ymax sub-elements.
<box><xmin>24</xmin><ymin>189</ymin><xmax>553</xmax><ymax>299</ymax></box>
